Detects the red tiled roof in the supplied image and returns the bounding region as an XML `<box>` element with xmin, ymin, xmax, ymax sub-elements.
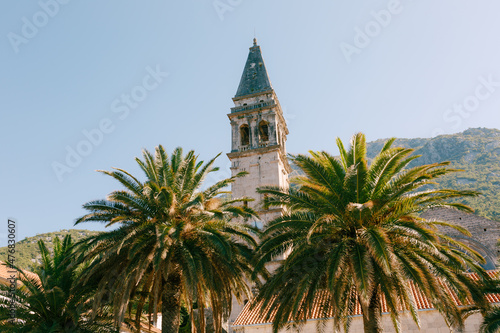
<box><xmin>233</xmin><ymin>271</ymin><xmax>500</xmax><ymax>326</ymax></box>
<box><xmin>0</xmin><ymin>261</ymin><xmax>39</xmax><ymax>285</ymax></box>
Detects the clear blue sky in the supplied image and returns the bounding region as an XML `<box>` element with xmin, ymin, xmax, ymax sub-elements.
<box><xmin>2</xmin><ymin>1</ymin><xmax>500</xmax><ymax>242</ymax></box>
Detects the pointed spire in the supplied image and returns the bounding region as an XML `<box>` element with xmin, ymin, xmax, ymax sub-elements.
<box><xmin>235</xmin><ymin>39</ymin><xmax>272</xmax><ymax>98</ymax></box>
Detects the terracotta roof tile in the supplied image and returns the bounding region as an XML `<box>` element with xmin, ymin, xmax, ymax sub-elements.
<box><xmin>0</xmin><ymin>261</ymin><xmax>39</xmax><ymax>285</ymax></box>
<box><xmin>233</xmin><ymin>271</ymin><xmax>500</xmax><ymax>326</ymax></box>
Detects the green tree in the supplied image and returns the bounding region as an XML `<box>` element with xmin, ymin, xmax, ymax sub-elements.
<box><xmin>480</xmin><ymin>307</ymin><xmax>500</xmax><ymax>333</ymax></box>
<box><xmin>253</xmin><ymin>133</ymin><xmax>491</xmax><ymax>333</ymax></box>
<box><xmin>476</xmin><ymin>247</ymin><xmax>500</xmax><ymax>333</ymax></box>
<box><xmin>0</xmin><ymin>235</ymin><xmax>116</xmax><ymax>332</ymax></box>
<box><xmin>456</xmin><ymin>276</ymin><xmax>500</xmax><ymax>333</ymax></box>
<box><xmin>75</xmin><ymin>146</ymin><xmax>257</xmax><ymax>333</ymax></box>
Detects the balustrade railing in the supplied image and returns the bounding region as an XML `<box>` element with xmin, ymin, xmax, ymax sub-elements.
<box><xmin>231</xmin><ymin>101</ymin><xmax>276</xmax><ymax>113</ymax></box>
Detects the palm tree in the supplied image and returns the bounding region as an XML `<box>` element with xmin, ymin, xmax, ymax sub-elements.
<box><xmin>480</xmin><ymin>307</ymin><xmax>500</xmax><ymax>333</ymax></box>
<box><xmin>253</xmin><ymin>133</ymin><xmax>491</xmax><ymax>333</ymax></box>
<box><xmin>0</xmin><ymin>235</ymin><xmax>116</xmax><ymax>333</ymax></box>
<box><xmin>475</xmin><ymin>267</ymin><xmax>500</xmax><ymax>333</ymax></box>
<box><xmin>75</xmin><ymin>146</ymin><xmax>258</xmax><ymax>333</ymax></box>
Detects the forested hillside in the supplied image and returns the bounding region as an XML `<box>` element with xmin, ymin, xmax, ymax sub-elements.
<box><xmin>290</xmin><ymin>128</ymin><xmax>500</xmax><ymax>221</ymax></box>
<box><xmin>0</xmin><ymin>229</ymin><xmax>100</xmax><ymax>270</ymax></box>
<box><xmin>365</xmin><ymin>128</ymin><xmax>500</xmax><ymax>221</ymax></box>
<box><xmin>367</xmin><ymin>128</ymin><xmax>500</xmax><ymax>221</ymax></box>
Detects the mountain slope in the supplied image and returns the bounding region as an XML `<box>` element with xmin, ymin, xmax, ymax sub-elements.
<box><xmin>368</xmin><ymin>128</ymin><xmax>500</xmax><ymax>221</ymax></box>
<box><xmin>0</xmin><ymin>229</ymin><xmax>100</xmax><ymax>270</ymax></box>
<box><xmin>291</xmin><ymin>128</ymin><xmax>500</xmax><ymax>222</ymax></box>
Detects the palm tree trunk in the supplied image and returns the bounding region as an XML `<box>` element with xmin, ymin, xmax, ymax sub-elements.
<box><xmin>362</xmin><ymin>287</ymin><xmax>383</xmax><ymax>333</ymax></box>
<box><xmin>162</xmin><ymin>270</ymin><xmax>182</xmax><ymax>333</ymax></box>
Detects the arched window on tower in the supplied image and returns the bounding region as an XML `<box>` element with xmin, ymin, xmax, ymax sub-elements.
<box><xmin>240</xmin><ymin>125</ymin><xmax>250</xmax><ymax>146</ymax></box>
<box><xmin>259</xmin><ymin>120</ymin><xmax>269</xmax><ymax>142</ymax></box>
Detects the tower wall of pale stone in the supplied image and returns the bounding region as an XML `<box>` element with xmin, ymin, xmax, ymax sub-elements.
<box><xmin>226</xmin><ymin>40</ymin><xmax>290</xmax><ymax>331</ymax></box>
<box><xmin>230</xmin><ymin>149</ymin><xmax>289</xmax><ymax>213</ymax></box>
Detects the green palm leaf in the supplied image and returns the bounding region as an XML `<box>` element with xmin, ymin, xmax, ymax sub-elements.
<box><xmin>74</xmin><ymin>145</ymin><xmax>259</xmax><ymax>333</ymax></box>
<box><xmin>253</xmin><ymin>132</ymin><xmax>491</xmax><ymax>333</ymax></box>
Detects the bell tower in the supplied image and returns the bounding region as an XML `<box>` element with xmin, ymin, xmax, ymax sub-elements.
<box><xmin>227</xmin><ymin>39</ymin><xmax>291</xmax><ymax>227</ymax></box>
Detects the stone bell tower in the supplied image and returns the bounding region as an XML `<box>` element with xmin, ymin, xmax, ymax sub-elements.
<box><xmin>227</xmin><ymin>38</ymin><xmax>291</xmax><ymax>227</ymax></box>
<box><xmin>226</xmin><ymin>38</ymin><xmax>291</xmax><ymax>331</ymax></box>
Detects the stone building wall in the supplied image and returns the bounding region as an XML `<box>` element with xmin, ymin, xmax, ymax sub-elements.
<box><xmin>233</xmin><ymin>311</ymin><xmax>484</xmax><ymax>333</ymax></box>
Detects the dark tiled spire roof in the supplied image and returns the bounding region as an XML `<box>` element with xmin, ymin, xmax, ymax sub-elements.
<box><xmin>235</xmin><ymin>38</ymin><xmax>272</xmax><ymax>98</ymax></box>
